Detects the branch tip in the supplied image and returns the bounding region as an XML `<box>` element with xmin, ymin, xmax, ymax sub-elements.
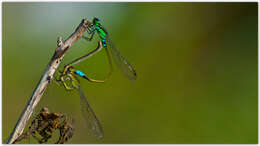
<box><xmin>82</xmin><ymin>18</ymin><xmax>87</xmax><ymax>24</ymax></box>
<box><xmin>57</xmin><ymin>37</ymin><xmax>63</xmax><ymax>47</ymax></box>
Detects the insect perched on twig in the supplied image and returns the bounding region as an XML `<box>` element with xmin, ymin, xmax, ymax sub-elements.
<box><xmin>12</xmin><ymin>107</ymin><xmax>74</xmax><ymax>144</ymax></box>
<box><xmin>54</xmin><ymin>17</ymin><xmax>137</xmax><ymax>140</ymax></box>
<box><xmin>62</xmin><ymin>17</ymin><xmax>137</xmax><ymax>83</ymax></box>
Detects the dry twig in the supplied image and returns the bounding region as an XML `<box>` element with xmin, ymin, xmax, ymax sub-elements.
<box><xmin>7</xmin><ymin>19</ymin><xmax>92</xmax><ymax>144</ymax></box>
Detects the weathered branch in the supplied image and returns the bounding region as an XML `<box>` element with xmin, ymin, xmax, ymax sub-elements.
<box><xmin>7</xmin><ymin>19</ymin><xmax>92</xmax><ymax>144</ymax></box>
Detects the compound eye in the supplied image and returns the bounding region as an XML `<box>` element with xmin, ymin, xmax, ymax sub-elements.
<box><xmin>93</xmin><ymin>17</ymin><xmax>99</xmax><ymax>21</ymax></box>
<box><xmin>93</xmin><ymin>17</ymin><xmax>100</xmax><ymax>25</ymax></box>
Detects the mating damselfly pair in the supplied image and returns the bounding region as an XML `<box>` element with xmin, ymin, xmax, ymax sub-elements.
<box><xmin>55</xmin><ymin>17</ymin><xmax>137</xmax><ymax>139</ymax></box>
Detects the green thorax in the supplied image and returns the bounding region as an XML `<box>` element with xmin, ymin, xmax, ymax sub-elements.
<box><xmin>95</xmin><ymin>26</ymin><xmax>107</xmax><ymax>40</ymax></box>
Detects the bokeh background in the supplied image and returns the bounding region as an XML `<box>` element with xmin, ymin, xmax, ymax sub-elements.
<box><xmin>2</xmin><ymin>2</ymin><xmax>257</xmax><ymax>144</ymax></box>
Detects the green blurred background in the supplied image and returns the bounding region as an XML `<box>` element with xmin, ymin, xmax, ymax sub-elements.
<box><xmin>2</xmin><ymin>2</ymin><xmax>257</xmax><ymax>144</ymax></box>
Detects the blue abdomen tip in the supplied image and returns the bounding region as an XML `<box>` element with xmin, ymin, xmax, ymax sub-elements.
<box><xmin>75</xmin><ymin>70</ymin><xmax>85</xmax><ymax>77</ymax></box>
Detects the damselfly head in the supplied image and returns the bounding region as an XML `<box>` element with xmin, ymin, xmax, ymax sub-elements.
<box><xmin>93</xmin><ymin>17</ymin><xmax>101</xmax><ymax>26</ymax></box>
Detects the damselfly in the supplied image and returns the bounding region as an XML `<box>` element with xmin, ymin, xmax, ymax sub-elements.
<box><xmin>63</xmin><ymin>17</ymin><xmax>137</xmax><ymax>82</ymax></box>
<box><xmin>56</xmin><ymin>66</ymin><xmax>103</xmax><ymax>139</ymax></box>
<box><xmin>55</xmin><ymin>17</ymin><xmax>137</xmax><ymax>140</ymax></box>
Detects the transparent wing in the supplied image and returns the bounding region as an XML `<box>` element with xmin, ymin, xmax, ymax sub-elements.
<box><xmin>106</xmin><ymin>38</ymin><xmax>137</xmax><ymax>81</ymax></box>
<box><xmin>77</xmin><ymin>87</ymin><xmax>103</xmax><ymax>139</ymax></box>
